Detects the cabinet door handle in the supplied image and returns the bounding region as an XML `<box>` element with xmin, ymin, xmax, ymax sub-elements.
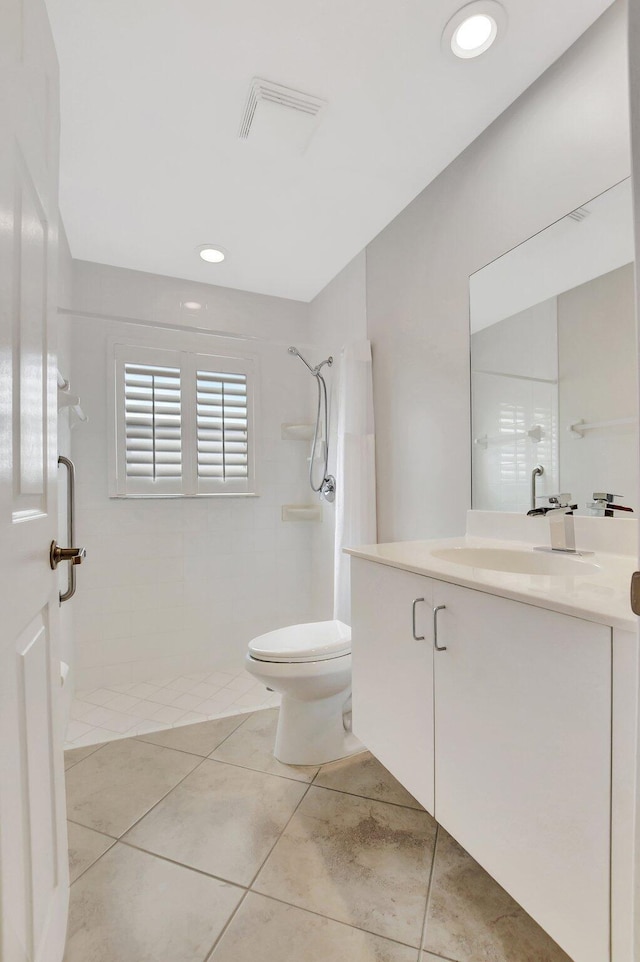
<box><xmin>412</xmin><ymin>598</ymin><xmax>425</xmax><ymax>641</ymax></box>
<box><xmin>433</xmin><ymin>605</ymin><xmax>447</xmax><ymax>651</ymax></box>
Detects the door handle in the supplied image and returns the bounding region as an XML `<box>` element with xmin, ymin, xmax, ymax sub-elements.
<box><xmin>50</xmin><ymin>543</ymin><xmax>86</xmax><ymax>568</ymax></box>
<box><xmin>631</xmin><ymin>572</ymin><xmax>640</xmax><ymax>615</ymax></box>
<box><xmin>412</xmin><ymin>598</ymin><xmax>425</xmax><ymax>640</ymax></box>
<box><xmin>51</xmin><ymin>455</ymin><xmax>85</xmax><ymax>603</ymax></box>
<box><xmin>433</xmin><ymin>604</ymin><xmax>447</xmax><ymax>651</ymax></box>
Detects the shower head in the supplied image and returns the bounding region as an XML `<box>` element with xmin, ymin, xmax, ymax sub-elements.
<box><xmin>288</xmin><ymin>346</ymin><xmax>333</xmax><ymax>376</ymax></box>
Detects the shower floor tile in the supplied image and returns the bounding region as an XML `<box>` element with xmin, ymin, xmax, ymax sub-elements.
<box><xmin>65</xmin><ymin>668</ymin><xmax>280</xmax><ymax>749</ymax></box>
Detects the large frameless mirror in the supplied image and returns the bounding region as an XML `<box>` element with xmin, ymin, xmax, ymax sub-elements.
<box><xmin>470</xmin><ymin>178</ymin><xmax>637</xmax><ymax>515</ymax></box>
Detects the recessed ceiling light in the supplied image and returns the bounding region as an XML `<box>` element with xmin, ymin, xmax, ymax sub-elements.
<box><xmin>182</xmin><ymin>300</ymin><xmax>202</xmax><ymax>311</ymax></box>
<box><xmin>198</xmin><ymin>245</ymin><xmax>226</xmax><ymax>263</ymax></box>
<box><xmin>442</xmin><ymin>2</ymin><xmax>506</xmax><ymax>60</ymax></box>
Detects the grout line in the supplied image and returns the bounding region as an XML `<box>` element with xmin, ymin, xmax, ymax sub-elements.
<box><xmin>241</xmin><ymin>888</ymin><xmax>425</xmax><ymax>952</ymax></box>
<box><xmin>63</xmin><ymin>699</ymin><xmax>276</xmax><ymax>752</ymax></box>
<box><xmin>246</xmin><ymin>781</ymin><xmax>315</xmax><ymax>891</ymax></box>
<box><xmin>419</xmin><ymin>823</ymin><xmax>440</xmax><ymax>960</ymax></box>
<box><xmin>67</xmin><ymin>835</ymin><xmax>118</xmax><ymax>887</ymax></box>
<box><xmin>131</xmin><ymin>710</ymin><xmax>256</xmax><ymax>759</ymax></box>
<box><xmin>203</xmin><ymin>889</ymin><xmax>251</xmax><ymax>962</ymax></box>
<box><xmin>204</xmin><ymin>766</ymin><xmax>319</xmax><ymax>960</ymax></box>
<box><xmin>117</xmin><ymin>838</ymin><xmax>250</xmax><ymax>890</ymax></box>
<box><xmin>66</xmin><ymin>817</ymin><xmax>118</xmax><ymax>840</ymax></box>
<box><xmin>117</xmin><ymin>754</ymin><xmax>210</xmax><ymax>839</ymax></box>
<box><xmin>307</xmin><ymin>779</ymin><xmax>427</xmax><ymax>813</ymax></box>
<box><xmin>203</xmin><ymin>784</ymin><xmax>317</xmax><ymax>961</ymax></box>
<box><xmin>202</xmin><ymin>754</ymin><xmax>318</xmax><ymax>786</ymax></box>
<box><xmin>63</xmin><ymin>742</ymin><xmax>106</xmax><ymax>770</ymax></box>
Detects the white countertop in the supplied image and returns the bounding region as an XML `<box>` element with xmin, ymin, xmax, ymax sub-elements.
<box><xmin>346</xmin><ymin>534</ymin><xmax>638</xmax><ymax>632</ymax></box>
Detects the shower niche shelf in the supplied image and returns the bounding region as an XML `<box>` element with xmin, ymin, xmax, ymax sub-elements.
<box><xmin>281</xmin><ymin>423</ymin><xmax>316</xmax><ymax>441</ymax></box>
<box><xmin>282</xmin><ymin>504</ymin><xmax>323</xmax><ymax>522</ymax></box>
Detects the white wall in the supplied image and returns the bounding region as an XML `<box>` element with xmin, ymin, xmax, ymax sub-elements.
<box><xmin>308</xmin><ymin>251</ymin><xmax>368</xmax><ymax>618</ymax></box>
<box><xmin>558</xmin><ymin>262</ymin><xmax>638</xmax><ymax>508</ymax></box>
<box><xmin>365</xmin><ymin>2</ymin><xmax>630</xmax><ymax>542</ymax></box>
<box><xmin>68</xmin><ymin>262</ymin><xmax>315</xmax><ymax>689</ymax></box>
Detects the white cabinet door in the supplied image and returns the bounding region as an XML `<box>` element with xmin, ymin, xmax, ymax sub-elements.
<box><xmin>0</xmin><ymin>2</ymin><xmax>68</xmax><ymax>961</ymax></box>
<box><xmin>433</xmin><ymin>582</ymin><xmax>611</xmax><ymax>962</ymax></box>
<box><xmin>351</xmin><ymin>557</ymin><xmax>435</xmax><ymax>813</ymax></box>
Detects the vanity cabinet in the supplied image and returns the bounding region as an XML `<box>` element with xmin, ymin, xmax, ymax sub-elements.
<box><xmin>350</xmin><ymin>557</ymin><xmax>612</xmax><ymax>962</ymax></box>
<box><xmin>433</xmin><ymin>581</ymin><xmax>611</xmax><ymax>962</ymax></box>
<box><xmin>350</xmin><ymin>558</ymin><xmax>435</xmax><ymax>812</ymax></box>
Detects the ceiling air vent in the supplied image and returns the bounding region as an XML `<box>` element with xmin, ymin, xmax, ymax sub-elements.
<box><xmin>566</xmin><ymin>206</ymin><xmax>590</xmax><ymax>223</ymax></box>
<box><xmin>238</xmin><ymin>78</ymin><xmax>326</xmax><ymax>156</ymax></box>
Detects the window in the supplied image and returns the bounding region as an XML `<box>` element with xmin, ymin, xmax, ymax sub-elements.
<box><xmin>112</xmin><ymin>344</ymin><xmax>256</xmax><ymax>497</ymax></box>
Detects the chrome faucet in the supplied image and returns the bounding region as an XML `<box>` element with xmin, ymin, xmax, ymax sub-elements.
<box><xmin>587</xmin><ymin>492</ymin><xmax>634</xmax><ymax>517</ymax></box>
<box><xmin>528</xmin><ymin>494</ymin><xmax>578</xmax><ymax>553</ymax></box>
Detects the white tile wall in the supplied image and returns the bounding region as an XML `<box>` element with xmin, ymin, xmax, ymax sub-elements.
<box><xmin>68</xmin><ymin>262</ymin><xmax>319</xmax><ymax>692</ymax></box>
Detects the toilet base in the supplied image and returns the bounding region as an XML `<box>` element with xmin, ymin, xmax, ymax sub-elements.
<box><xmin>274</xmin><ymin>691</ymin><xmax>363</xmax><ymax>766</ymax></box>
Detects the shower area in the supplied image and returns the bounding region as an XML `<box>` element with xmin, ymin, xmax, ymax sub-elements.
<box><xmin>62</xmin><ymin>257</ymin><xmax>373</xmax><ymax>748</ymax></box>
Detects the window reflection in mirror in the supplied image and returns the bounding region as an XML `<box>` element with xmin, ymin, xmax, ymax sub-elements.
<box><xmin>470</xmin><ymin>178</ymin><xmax>637</xmax><ymax>516</ymax></box>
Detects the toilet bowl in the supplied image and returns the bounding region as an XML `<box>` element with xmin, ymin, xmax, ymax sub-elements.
<box><xmin>245</xmin><ymin>620</ymin><xmax>361</xmax><ymax>765</ymax></box>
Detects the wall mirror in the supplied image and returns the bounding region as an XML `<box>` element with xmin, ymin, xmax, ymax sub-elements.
<box><xmin>470</xmin><ymin>178</ymin><xmax>637</xmax><ymax>516</ymax></box>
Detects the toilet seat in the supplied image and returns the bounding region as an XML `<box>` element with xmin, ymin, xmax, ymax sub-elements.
<box><xmin>248</xmin><ymin>619</ymin><xmax>351</xmax><ymax>664</ymax></box>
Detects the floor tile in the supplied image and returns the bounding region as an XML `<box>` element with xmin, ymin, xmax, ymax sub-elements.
<box><xmin>63</xmin><ymin>843</ymin><xmax>243</xmax><ymax>962</ymax></box>
<box><xmin>423</xmin><ymin>830</ymin><xmax>572</xmax><ymax>962</ymax></box>
<box><xmin>65</xmin><ymin>720</ymin><xmax>96</xmax><ymax>742</ymax></box>
<box><xmin>65</xmin><ymin>738</ymin><xmax>201</xmax><ymax>837</ymax></box>
<box><xmin>124</xmin><ymin>759</ymin><xmax>307</xmax><ymax>886</ymax></box>
<box><xmin>136</xmin><ymin>713</ymin><xmax>250</xmax><ymax>756</ymax></box>
<box><xmin>254</xmin><ymin>785</ymin><xmax>437</xmax><ymax>947</ymax></box>
<box><xmin>67</xmin><ymin>821</ymin><xmax>115</xmax><ymax>883</ymax></box>
<box><xmin>64</xmin><ymin>743</ymin><xmax>103</xmax><ymax>771</ymax></box>
<box><xmin>146</xmin><ymin>704</ymin><xmax>187</xmax><ymax>725</ymax></box>
<box><xmin>314</xmin><ymin>751</ymin><xmax>424</xmax><ymax>810</ymax></box>
<box><xmin>81</xmin><ymin>688</ymin><xmax>119</xmax><ymax>707</ymax></box>
<box><xmin>210</xmin><ymin>892</ymin><xmax>418</xmax><ymax>962</ymax></box>
<box><xmin>72</xmin><ymin>705</ymin><xmax>140</xmax><ymax>734</ymax></box>
<box><xmin>195</xmin><ymin>690</ymin><xmax>241</xmax><ymax>715</ymax></box>
<box><xmin>210</xmin><ymin>708</ymin><xmax>318</xmax><ymax>782</ymax></box>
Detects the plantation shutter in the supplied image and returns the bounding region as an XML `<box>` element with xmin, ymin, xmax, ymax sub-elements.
<box><xmin>196</xmin><ymin>369</ymin><xmax>250</xmax><ymax>491</ymax></box>
<box><xmin>113</xmin><ymin>343</ymin><xmax>255</xmax><ymax>497</ymax></box>
<box><xmin>124</xmin><ymin>363</ymin><xmax>182</xmax><ymax>481</ymax></box>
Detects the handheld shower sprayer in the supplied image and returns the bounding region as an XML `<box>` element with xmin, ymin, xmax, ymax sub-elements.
<box><xmin>288</xmin><ymin>346</ymin><xmax>336</xmax><ymax>502</ymax></box>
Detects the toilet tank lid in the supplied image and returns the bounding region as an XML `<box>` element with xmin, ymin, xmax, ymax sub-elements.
<box><xmin>248</xmin><ymin>620</ymin><xmax>351</xmax><ymax>663</ymax></box>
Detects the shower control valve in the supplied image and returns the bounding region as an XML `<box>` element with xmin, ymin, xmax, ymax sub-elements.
<box><xmin>321</xmin><ymin>475</ymin><xmax>336</xmax><ymax>503</ymax></box>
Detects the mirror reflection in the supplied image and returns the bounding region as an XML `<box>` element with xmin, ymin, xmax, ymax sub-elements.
<box><xmin>470</xmin><ymin>178</ymin><xmax>637</xmax><ymax>516</ymax></box>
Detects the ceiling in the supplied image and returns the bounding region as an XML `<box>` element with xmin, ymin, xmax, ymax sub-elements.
<box><xmin>471</xmin><ymin>178</ymin><xmax>633</xmax><ymax>332</ymax></box>
<box><xmin>46</xmin><ymin>0</ymin><xmax>614</xmax><ymax>302</ymax></box>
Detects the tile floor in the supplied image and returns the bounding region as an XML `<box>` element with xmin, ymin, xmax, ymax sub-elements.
<box><xmin>64</xmin><ymin>707</ymin><xmax>573</xmax><ymax>962</ymax></box>
<box><xmin>65</xmin><ymin>668</ymin><xmax>280</xmax><ymax>748</ymax></box>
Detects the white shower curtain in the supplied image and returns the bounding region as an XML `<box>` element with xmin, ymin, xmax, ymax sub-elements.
<box><xmin>333</xmin><ymin>339</ymin><xmax>377</xmax><ymax>624</ymax></box>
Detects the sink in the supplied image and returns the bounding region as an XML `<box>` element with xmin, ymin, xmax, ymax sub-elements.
<box><xmin>430</xmin><ymin>546</ymin><xmax>601</xmax><ymax>576</ymax></box>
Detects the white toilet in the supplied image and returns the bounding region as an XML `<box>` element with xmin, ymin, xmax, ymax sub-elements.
<box><xmin>245</xmin><ymin>620</ymin><xmax>361</xmax><ymax>765</ymax></box>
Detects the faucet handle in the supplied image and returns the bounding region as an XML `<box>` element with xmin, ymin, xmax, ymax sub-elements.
<box><xmin>592</xmin><ymin>492</ymin><xmax>622</xmax><ymax>504</ymax></box>
<box><xmin>548</xmin><ymin>494</ymin><xmax>577</xmax><ymax>511</ymax></box>
<box><xmin>590</xmin><ymin>492</ymin><xmax>634</xmax><ymax>516</ymax></box>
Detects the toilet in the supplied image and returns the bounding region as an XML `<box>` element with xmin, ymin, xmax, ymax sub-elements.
<box><xmin>245</xmin><ymin>620</ymin><xmax>361</xmax><ymax>766</ymax></box>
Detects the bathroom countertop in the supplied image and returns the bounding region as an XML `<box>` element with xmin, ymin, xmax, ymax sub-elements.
<box><xmin>345</xmin><ymin>536</ymin><xmax>638</xmax><ymax>632</ymax></box>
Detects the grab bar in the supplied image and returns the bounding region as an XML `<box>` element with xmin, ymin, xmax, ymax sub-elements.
<box><xmin>55</xmin><ymin>456</ymin><xmax>85</xmax><ymax>603</ymax></box>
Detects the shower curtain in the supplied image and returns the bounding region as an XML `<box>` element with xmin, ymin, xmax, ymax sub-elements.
<box><xmin>333</xmin><ymin>339</ymin><xmax>377</xmax><ymax>624</ymax></box>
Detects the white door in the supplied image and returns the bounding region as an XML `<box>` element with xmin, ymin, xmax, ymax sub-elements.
<box><xmin>0</xmin><ymin>2</ymin><xmax>69</xmax><ymax>961</ymax></box>
<box><xmin>630</xmin><ymin>3</ymin><xmax>640</xmax><ymax>959</ymax></box>
<box><xmin>350</xmin><ymin>557</ymin><xmax>435</xmax><ymax>813</ymax></box>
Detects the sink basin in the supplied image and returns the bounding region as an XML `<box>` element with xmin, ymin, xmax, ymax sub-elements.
<box><xmin>430</xmin><ymin>546</ymin><xmax>601</xmax><ymax>576</ymax></box>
